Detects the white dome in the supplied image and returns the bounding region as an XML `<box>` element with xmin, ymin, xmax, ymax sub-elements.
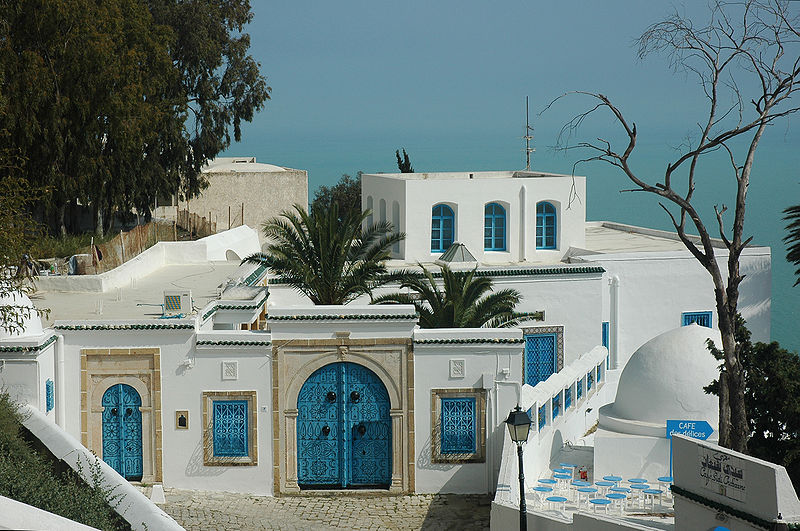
<box><xmin>0</xmin><ymin>291</ymin><xmax>43</xmax><ymax>340</ymax></box>
<box><xmin>610</xmin><ymin>324</ymin><xmax>720</xmax><ymax>427</ymax></box>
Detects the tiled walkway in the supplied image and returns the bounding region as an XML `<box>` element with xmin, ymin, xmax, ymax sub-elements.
<box><xmin>159</xmin><ymin>488</ymin><xmax>491</xmax><ymax>530</ymax></box>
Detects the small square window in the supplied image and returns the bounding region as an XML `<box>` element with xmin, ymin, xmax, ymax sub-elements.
<box><xmin>682</xmin><ymin>311</ymin><xmax>712</xmax><ymax>328</ymax></box>
<box><xmin>202</xmin><ymin>391</ymin><xmax>257</xmax><ymax>466</ymax></box>
<box><xmin>431</xmin><ymin>388</ymin><xmax>486</xmax><ymax>463</ymax></box>
<box><xmin>45</xmin><ymin>379</ymin><xmax>54</xmax><ymax>413</ymax></box>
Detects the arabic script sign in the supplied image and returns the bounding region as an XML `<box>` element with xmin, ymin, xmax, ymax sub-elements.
<box><xmin>698</xmin><ymin>446</ymin><xmax>746</xmax><ymax>502</ymax></box>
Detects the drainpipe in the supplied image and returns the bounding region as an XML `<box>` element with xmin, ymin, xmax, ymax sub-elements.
<box><xmin>55</xmin><ymin>335</ymin><xmax>66</xmax><ymax>427</ymax></box>
<box><xmin>610</xmin><ymin>275</ymin><xmax>620</xmax><ymax>369</ymax></box>
<box><xmin>520</xmin><ymin>185</ymin><xmax>527</xmax><ymax>261</ymax></box>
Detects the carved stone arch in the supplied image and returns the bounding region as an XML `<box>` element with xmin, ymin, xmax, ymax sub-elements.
<box><xmin>285</xmin><ymin>351</ymin><xmax>401</xmax><ymax>412</ymax></box>
<box><xmin>91</xmin><ymin>375</ymin><xmax>150</xmax><ymax>411</ymax></box>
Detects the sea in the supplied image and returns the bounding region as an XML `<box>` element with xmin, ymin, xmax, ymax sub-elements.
<box><xmin>245</xmin><ymin>127</ymin><xmax>800</xmax><ymax>353</ymax></box>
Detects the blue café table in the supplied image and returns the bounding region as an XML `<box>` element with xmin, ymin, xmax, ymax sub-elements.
<box><xmin>552</xmin><ymin>468</ymin><xmax>572</xmax><ymax>475</ymax></box>
<box><xmin>538</xmin><ymin>478</ymin><xmax>557</xmax><ymax>485</ymax></box>
<box><xmin>628</xmin><ymin>478</ymin><xmax>648</xmax><ymax>484</ymax></box>
<box><xmin>603</xmin><ymin>475</ymin><xmax>623</xmax><ymax>485</ymax></box>
<box><xmin>571</xmin><ymin>480</ymin><xmax>591</xmax><ymax>487</ymax></box>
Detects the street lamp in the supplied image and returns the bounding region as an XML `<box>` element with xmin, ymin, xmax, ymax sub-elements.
<box><xmin>506</xmin><ymin>405</ymin><xmax>532</xmax><ymax>531</ymax></box>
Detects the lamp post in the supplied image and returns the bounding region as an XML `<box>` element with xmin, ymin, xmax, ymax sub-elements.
<box><xmin>506</xmin><ymin>406</ymin><xmax>532</xmax><ymax>531</ymax></box>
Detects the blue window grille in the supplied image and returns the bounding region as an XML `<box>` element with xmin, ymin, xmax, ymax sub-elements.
<box><xmin>682</xmin><ymin>311</ymin><xmax>712</xmax><ymax>328</ymax></box>
<box><xmin>45</xmin><ymin>379</ymin><xmax>54</xmax><ymax>413</ymax></box>
<box><xmin>484</xmin><ymin>203</ymin><xmax>506</xmax><ymax>251</ymax></box>
<box><xmin>212</xmin><ymin>400</ymin><xmax>249</xmax><ymax>457</ymax></box>
<box><xmin>524</xmin><ymin>333</ymin><xmax>558</xmax><ymax>386</ymax></box>
<box><xmin>587</xmin><ymin>371</ymin><xmax>594</xmax><ymax>391</ymax></box>
<box><xmin>440</xmin><ymin>397</ymin><xmax>477</xmax><ymax>454</ymax></box>
<box><xmin>538</xmin><ymin>403</ymin><xmax>547</xmax><ymax>431</ymax></box>
<box><xmin>552</xmin><ymin>394</ymin><xmax>561</xmax><ymax>419</ymax></box>
<box><xmin>597</xmin><ymin>363</ymin><xmax>603</xmax><ymax>382</ymax></box>
<box><xmin>601</xmin><ymin>321</ymin><xmax>609</xmax><ymax>349</ymax></box>
<box><xmin>431</xmin><ymin>204</ymin><xmax>455</xmax><ymax>252</ymax></box>
<box><xmin>536</xmin><ymin>202</ymin><xmax>557</xmax><ymax>249</ymax></box>
<box><xmin>577</xmin><ymin>379</ymin><xmax>583</xmax><ymax>400</ymax></box>
<box><xmin>564</xmin><ymin>387</ymin><xmax>572</xmax><ymax>410</ymax></box>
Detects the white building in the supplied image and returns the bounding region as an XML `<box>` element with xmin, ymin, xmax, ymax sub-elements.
<box><xmin>0</xmin><ymin>166</ymin><xmax>779</xmax><ymax>528</ymax></box>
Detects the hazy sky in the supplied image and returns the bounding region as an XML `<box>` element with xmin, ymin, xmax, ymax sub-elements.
<box><xmin>225</xmin><ymin>1</ymin><xmax>800</xmax><ymax>348</ymax></box>
<box><xmin>230</xmin><ymin>2</ymin><xmax>735</xmax><ymax>173</ymax></box>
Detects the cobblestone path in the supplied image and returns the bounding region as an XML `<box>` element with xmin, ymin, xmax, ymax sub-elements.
<box><xmin>160</xmin><ymin>488</ymin><xmax>491</xmax><ymax>531</ymax></box>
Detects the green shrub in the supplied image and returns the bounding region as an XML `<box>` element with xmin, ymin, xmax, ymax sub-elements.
<box><xmin>0</xmin><ymin>393</ymin><xmax>130</xmax><ymax>530</ymax></box>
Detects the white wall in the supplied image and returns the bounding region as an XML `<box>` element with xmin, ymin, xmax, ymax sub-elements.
<box><xmin>162</xmin><ymin>342</ymin><xmax>273</xmax><ymax>494</ymax></box>
<box><xmin>36</xmin><ymin>226</ymin><xmax>260</xmax><ymax>293</ymax></box>
<box><xmin>58</xmin><ymin>328</ymin><xmax>274</xmax><ymax>495</ymax></box>
<box><xmin>585</xmin><ymin>246</ymin><xmax>771</xmax><ymax>369</ymax></box>
<box><xmin>362</xmin><ymin>172</ymin><xmax>586</xmax><ymax>264</ymax></box>
<box><xmin>412</xmin><ymin>329</ymin><xmax>524</xmax><ymax>494</ymax></box>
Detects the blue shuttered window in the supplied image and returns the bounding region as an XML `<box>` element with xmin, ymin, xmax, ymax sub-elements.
<box><xmin>441</xmin><ymin>397</ymin><xmax>476</xmax><ymax>454</ymax></box>
<box><xmin>431</xmin><ymin>204</ymin><xmax>455</xmax><ymax>252</ymax></box>
<box><xmin>45</xmin><ymin>379</ymin><xmax>54</xmax><ymax>413</ymax></box>
<box><xmin>577</xmin><ymin>379</ymin><xmax>583</xmax><ymax>400</ymax></box>
<box><xmin>484</xmin><ymin>203</ymin><xmax>506</xmax><ymax>251</ymax></box>
<box><xmin>524</xmin><ymin>333</ymin><xmax>558</xmax><ymax>387</ymax></box>
<box><xmin>587</xmin><ymin>371</ymin><xmax>594</xmax><ymax>391</ymax></box>
<box><xmin>212</xmin><ymin>400</ymin><xmax>249</xmax><ymax>457</ymax></box>
<box><xmin>536</xmin><ymin>202</ymin><xmax>557</xmax><ymax>249</ymax></box>
<box><xmin>538</xmin><ymin>403</ymin><xmax>547</xmax><ymax>431</ymax></box>
<box><xmin>552</xmin><ymin>394</ymin><xmax>561</xmax><ymax>419</ymax></box>
<box><xmin>601</xmin><ymin>321</ymin><xmax>609</xmax><ymax>348</ymax></box>
<box><xmin>682</xmin><ymin>311</ymin><xmax>712</xmax><ymax>327</ymax></box>
<box><xmin>597</xmin><ymin>363</ymin><xmax>603</xmax><ymax>382</ymax></box>
<box><xmin>564</xmin><ymin>387</ymin><xmax>572</xmax><ymax>410</ymax></box>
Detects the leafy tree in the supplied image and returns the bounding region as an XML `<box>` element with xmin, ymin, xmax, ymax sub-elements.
<box><xmin>0</xmin><ymin>142</ymin><xmax>48</xmax><ymax>334</ymax></box>
<box><xmin>784</xmin><ymin>204</ymin><xmax>800</xmax><ymax>286</ymax></box>
<box><xmin>147</xmin><ymin>0</ymin><xmax>271</xmax><ymax>202</ymax></box>
<box><xmin>244</xmin><ymin>204</ymin><xmax>404</xmax><ymax>305</ymax></box>
<box><xmin>311</xmin><ymin>172</ymin><xmax>362</xmax><ymax>219</ymax></box>
<box><xmin>549</xmin><ymin>0</ymin><xmax>800</xmax><ymax>452</ymax></box>
<box><xmin>373</xmin><ymin>264</ymin><xmax>538</xmax><ymax>328</ymax></box>
<box><xmin>395</xmin><ymin>148</ymin><xmax>414</xmax><ymax>173</ymax></box>
<box><xmin>705</xmin><ymin>317</ymin><xmax>800</xmax><ymax>489</ymax></box>
<box><xmin>0</xmin><ymin>0</ymin><xmax>270</xmax><ymax>237</ymax></box>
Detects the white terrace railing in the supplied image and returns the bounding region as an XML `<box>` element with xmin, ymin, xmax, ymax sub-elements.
<box><xmin>493</xmin><ymin>346</ymin><xmax>610</xmax><ymax>512</ymax></box>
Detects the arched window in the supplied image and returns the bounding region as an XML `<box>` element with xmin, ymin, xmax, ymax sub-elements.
<box><xmin>536</xmin><ymin>202</ymin><xmax>557</xmax><ymax>249</ymax></box>
<box><xmin>484</xmin><ymin>203</ymin><xmax>506</xmax><ymax>251</ymax></box>
<box><xmin>431</xmin><ymin>204</ymin><xmax>455</xmax><ymax>252</ymax></box>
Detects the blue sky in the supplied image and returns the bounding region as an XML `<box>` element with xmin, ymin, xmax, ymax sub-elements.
<box><xmin>224</xmin><ymin>1</ymin><xmax>800</xmax><ymax>349</ymax></box>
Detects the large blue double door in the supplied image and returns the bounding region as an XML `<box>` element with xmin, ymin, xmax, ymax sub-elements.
<box><xmin>297</xmin><ymin>362</ymin><xmax>392</xmax><ymax>488</ymax></box>
<box><xmin>101</xmin><ymin>384</ymin><xmax>143</xmax><ymax>480</ymax></box>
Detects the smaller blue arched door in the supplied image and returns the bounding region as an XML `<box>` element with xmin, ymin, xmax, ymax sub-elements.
<box><xmin>102</xmin><ymin>384</ymin><xmax>143</xmax><ymax>480</ymax></box>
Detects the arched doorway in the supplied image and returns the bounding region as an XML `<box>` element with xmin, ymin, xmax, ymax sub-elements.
<box><xmin>297</xmin><ymin>362</ymin><xmax>391</xmax><ymax>488</ymax></box>
<box><xmin>102</xmin><ymin>383</ymin><xmax>143</xmax><ymax>480</ymax></box>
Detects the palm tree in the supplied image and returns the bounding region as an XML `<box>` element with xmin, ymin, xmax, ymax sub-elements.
<box><xmin>373</xmin><ymin>263</ymin><xmax>537</xmax><ymax>328</ymax></box>
<box><xmin>784</xmin><ymin>204</ymin><xmax>800</xmax><ymax>286</ymax></box>
<box><xmin>244</xmin><ymin>203</ymin><xmax>404</xmax><ymax>304</ymax></box>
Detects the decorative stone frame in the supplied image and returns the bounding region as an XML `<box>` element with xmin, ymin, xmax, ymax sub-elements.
<box><xmin>430</xmin><ymin>388</ymin><xmax>487</xmax><ymax>464</ymax></box>
<box><xmin>201</xmin><ymin>390</ymin><xmax>258</xmax><ymax>466</ymax></box>
<box><xmin>81</xmin><ymin>348</ymin><xmax>162</xmax><ymax>483</ymax></box>
<box><xmin>272</xmin><ymin>337</ymin><xmax>414</xmax><ymax>494</ymax></box>
<box><xmin>522</xmin><ymin>325</ymin><xmax>565</xmax><ymax>374</ymax></box>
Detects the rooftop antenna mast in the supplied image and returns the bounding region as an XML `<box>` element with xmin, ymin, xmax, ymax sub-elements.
<box><xmin>524</xmin><ymin>96</ymin><xmax>535</xmax><ymax>171</ymax></box>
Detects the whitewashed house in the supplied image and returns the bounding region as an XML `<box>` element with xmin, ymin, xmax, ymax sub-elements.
<box><xmin>0</xmin><ymin>167</ymin><xmax>773</xmax><ymax>507</ymax></box>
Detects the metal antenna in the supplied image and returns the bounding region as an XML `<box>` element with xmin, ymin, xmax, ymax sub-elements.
<box><xmin>524</xmin><ymin>96</ymin><xmax>535</xmax><ymax>171</ymax></box>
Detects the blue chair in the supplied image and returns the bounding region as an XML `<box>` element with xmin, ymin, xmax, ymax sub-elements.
<box><xmin>589</xmin><ymin>498</ymin><xmax>612</xmax><ymax>513</ymax></box>
<box><xmin>545</xmin><ymin>495</ymin><xmax>568</xmax><ymax>512</ymax></box>
<box><xmin>606</xmin><ymin>492</ymin><xmax>627</xmax><ymax>514</ymax></box>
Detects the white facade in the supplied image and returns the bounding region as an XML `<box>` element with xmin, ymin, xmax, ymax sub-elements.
<box><xmin>362</xmin><ymin>171</ymin><xmax>586</xmax><ymax>264</ymax></box>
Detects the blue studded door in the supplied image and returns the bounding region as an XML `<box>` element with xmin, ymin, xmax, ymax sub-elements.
<box><xmin>101</xmin><ymin>384</ymin><xmax>143</xmax><ymax>480</ymax></box>
<box><xmin>297</xmin><ymin>363</ymin><xmax>392</xmax><ymax>489</ymax></box>
<box><xmin>525</xmin><ymin>333</ymin><xmax>558</xmax><ymax>386</ymax></box>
